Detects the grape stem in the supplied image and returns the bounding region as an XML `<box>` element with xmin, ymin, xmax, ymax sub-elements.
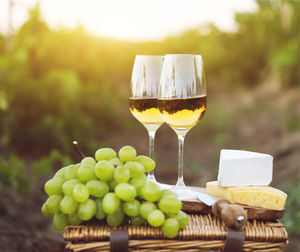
<box><xmin>72</xmin><ymin>141</ymin><xmax>85</xmax><ymax>159</ymax></box>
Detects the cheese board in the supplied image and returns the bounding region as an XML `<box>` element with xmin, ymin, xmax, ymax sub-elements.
<box><xmin>182</xmin><ymin>186</ymin><xmax>285</xmax><ymax>220</ymax></box>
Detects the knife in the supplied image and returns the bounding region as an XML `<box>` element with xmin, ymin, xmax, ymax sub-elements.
<box><xmin>197</xmin><ymin>191</ymin><xmax>221</xmax><ymax>206</ymax></box>
<box><xmin>198</xmin><ymin>192</ymin><xmax>247</xmax><ymax>230</ymax></box>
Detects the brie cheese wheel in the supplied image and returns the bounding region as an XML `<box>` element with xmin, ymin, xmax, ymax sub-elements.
<box><xmin>218</xmin><ymin>149</ymin><xmax>273</xmax><ymax>187</ymax></box>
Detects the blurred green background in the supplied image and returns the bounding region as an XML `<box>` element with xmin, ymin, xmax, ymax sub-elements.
<box><xmin>0</xmin><ymin>0</ymin><xmax>299</xmax><ymax>251</ymax></box>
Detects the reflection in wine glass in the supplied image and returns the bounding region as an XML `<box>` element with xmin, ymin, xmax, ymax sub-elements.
<box><xmin>158</xmin><ymin>54</ymin><xmax>207</xmax><ymax>199</ymax></box>
<box><xmin>129</xmin><ymin>55</ymin><xmax>164</xmax><ymax>182</ymax></box>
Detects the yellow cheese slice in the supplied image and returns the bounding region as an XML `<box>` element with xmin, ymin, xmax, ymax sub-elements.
<box><xmin>206</xmin><ymin>181</ymin><xmax>287</xmax><ymax>210</ymax></box>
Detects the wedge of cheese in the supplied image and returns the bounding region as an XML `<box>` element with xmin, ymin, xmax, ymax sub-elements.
<box><xmin>206</xmin><ymin>181</ymin><xmax>287</xmax><ymax>210</ymax></box>
<box><xmin>217</xmin><ymin>149</ymin><xmax>273</xmax><ymax>187</ymax></box>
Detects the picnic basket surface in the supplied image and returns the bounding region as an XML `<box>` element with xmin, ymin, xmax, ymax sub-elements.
<box><xmin>64</xmin><ymin>213</ymin><xmax>288</xmax><ymax>251</ymax></box>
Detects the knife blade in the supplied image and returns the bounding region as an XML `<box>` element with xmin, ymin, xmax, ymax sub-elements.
<box><xmin>197</xmin><ymin>191</ymin><xmax>221</xmax><ymax>206</ymax></box>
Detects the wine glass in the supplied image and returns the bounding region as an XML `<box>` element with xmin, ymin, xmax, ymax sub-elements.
<box><xmin>158</xmin><ymin>54</ymin><xmax>207</xmax><ymax>199</ymax></box>
<box><xmin>129</xmin><ymin>55</ymin><xmax>164</xmax><ymax>182</ymax></box>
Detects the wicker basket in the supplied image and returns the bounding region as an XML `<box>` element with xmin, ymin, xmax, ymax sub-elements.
<box><xmin>64</xmin><ymin>213</ymin><xmax>288</xmax><ymax>251</ymax></box>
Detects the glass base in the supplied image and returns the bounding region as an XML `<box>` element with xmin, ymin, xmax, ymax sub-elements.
<box><xmin>159</xmin><ymin>183</ymin><xmax>172</xmax><ymax>190</ymax></box>
<box><xmin>171</xmin><ymin>186</ymin><xmax>198</xmax><ymax>200</ymax></box>
<box><xmin>147</xmin><ymin>173</ymin><xmax>157</xmax><ymax>183</ymax></box>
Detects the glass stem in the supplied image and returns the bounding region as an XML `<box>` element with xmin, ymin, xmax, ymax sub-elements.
<box><xmin>176</xmin><ymin>133</ymin><xmax>186</xmax><ymax>189</ymax></box>
<box><xmin>147</xmin><ymin>130</ymin><xmax>156</xmax><ymax>182</ymax></box>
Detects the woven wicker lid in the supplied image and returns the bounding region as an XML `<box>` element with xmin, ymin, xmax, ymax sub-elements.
<box><xmin>64</xmin><ymin>214</ymin><xmax>288</xmax><ymax>243</ymax></box>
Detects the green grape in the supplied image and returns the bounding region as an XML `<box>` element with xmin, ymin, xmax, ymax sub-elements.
<box><xmin>147</xmin><ymin>209</ymin><xmax>165</xmax><ymax>227</ymax></box>
<box><xmin>141</xmin><ymin>182</ymin><xmax>162</xmax><ymax>202</ymax></box>
<box><xmin>86</xmin><ymin>180</ymin><xmax>109</xmax><ymax>197</ymax></box>
<box><xmin>106</xmin><ymin>208</ymin><xmax>125</xmax><ymax>227</ymax></box>
<box><xmin>124</xmin><ymin>161</ymin><xmax>144</xmax><ymax>178</ymax></box>
<box><xmin>102</xmin><ymin>192</ymin><xmax>121</xmax><ymax>214</ymax></box>
<box><xmin>53</xmin><ymin>213</ymin><xmax>69</xmax><ymax>231</ymax></box>
<box><xmin>78</xmin><ymin>199</ymin><xmax>97</xmax><ymax>221</ymax></box>
<box><xmin>62</xmin><ymin>179</ymin><xmax>81</xmax><ymax>195</ymax></box>
<box><xmin>140</xmin><ymin>202</ymin><xmax>157</xmax><ymax>219</ymax></box>
<box><xmin>169</xmin><ymin>210</ymin><xmax>189</xmax><ymax>229</ymax></box>
<box><xmin>81</xmin><ymin>157</ymin><xmax>96</xmax><ymax>166</ymax></box>
<box><xmin>73</xmin><ymin>184</ymin><xmax>89</xmax><ymax>203</ymax></box>
<box><xmin>115</xmin><ymin>183</ymin><xmax>136</xmax><ymax>201</ymax></box>
<box><xmin>77</xmin><ymin>165</ymin><xmax>96</xmax><ymax>182</ymax></box>
<box><xmin>131</xmin><ymin>215</ymin><xmax>145</xmax><ymax>226</ymax></box>
<box><xmin>41</xmin><ymin>202</ymin><xmax>53</xmax><ymax>218</ymax></box>
<box><xmin>54</xmin><ymin>173</ymin><xmax>65</xmax><ymax>180</ymax></box>
<box><xmin>118</xmin><ymin>146</ymin><xmax>137</xmax><ymax>162</ymax></box>
<box><xmin>55</xmin><ymin>167</ymin><xmax>66</xmax><ymax>176</ymax></box>
<box><xmin>95</xmin><ymin>199</ymin><xmax>106</xmax><ymax>220</ymax></box>
<box><xmin>44</xmin><ymin>177</ymin><xmax>64</xmax><ymax>196</ymax></box>
<box><xmin>95</xmin><ymin>160</ymin><xmax>114</xmax><ymax>181</ymax></box>
<box><xmin>129</xmin><ymin>175</ymin><xmax>147</xmax><ymax>196</ymax></box>
<box><xmin>113</xmin><ymin>166</ymin><xmax>130</xmax><ymax>183</ymax></box>
<box><xmin>161</xmin><ymin>189</ymin><xmax>177</xmax><ymax>198</ymax></box>
<box><xmin>54</xmin><ymin>168</ymin><xmax>66</xmax><ymax>180</ymax></box>
<box><xmin>60</xmin><ymin>195</ymin><xmax>78</xmax><ymax>214</ymax></box>
<box><xmin>135</xmin><ymin>155</ymin><xmax>155</xmax><ymax>172</ymax></box>
<box><xmin>95</xmin><ymin>148</ymin><xmax>117</xmax><ymax>161</ymax></box>
<box><xmin>123</xmin><ymin>199</ymin><xmax>141</xmax><ymax>217</ymax></box>
<box><xmin>109</xmin><ymin>179</ymin><xmax>118</xmax><ymax>191</ymax></box>
<box><xmin>162</xmin><ymin>218</ymin><xmax>179</xmax><ymax>238</ymax></box>
<box><xmin>64</xmin><ymin>164</ymin><xmax>78</xmax><ymax>180</ymax></box>
<box><xmin>109</xmin><ymin>157</ymin><xmax>123</xmax><ymax>167</ymax></box>
<box><xmin>159</xmin><ymin>195</ymin><xmax>182</xmax><ymax>215</ymax></box>
<box><xmin>68</xmin><ymin>212</ymin><xmax>82</xmax><ymax>225</ymax></box>
<box><xmin>45</xmin><ymin>194</ymin><xmax>63</xmax><ymax>214</ymax></box>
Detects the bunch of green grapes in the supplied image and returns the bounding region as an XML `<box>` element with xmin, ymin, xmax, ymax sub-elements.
<box><xmin>41</xmin><ymin>145</ymin><xmax>189</xmax><ymax>238</ymax></box>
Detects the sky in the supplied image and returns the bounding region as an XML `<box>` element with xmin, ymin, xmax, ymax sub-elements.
<box><xmin>0</xmin><ymin>0</ymin><xmax>258</xmax><ymax>41</ymax></box>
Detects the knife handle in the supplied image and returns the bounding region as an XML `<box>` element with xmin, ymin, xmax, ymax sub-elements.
<box><xmin>212</xmin><ymin>199</ymin><xmax>247</xmax><ymax>230</ymax></box>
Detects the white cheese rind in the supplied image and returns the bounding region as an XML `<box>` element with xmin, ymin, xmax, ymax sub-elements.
<box><xmin>217</xmin><ymin>149</ymin><xmax>273</xmax><ymax>187</ymax></box>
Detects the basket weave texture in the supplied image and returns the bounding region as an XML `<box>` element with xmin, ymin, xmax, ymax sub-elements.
<box><xmin>64</xmin><ymin>213</ymin><xmax>288</xmax><ymax>251</ymax></box>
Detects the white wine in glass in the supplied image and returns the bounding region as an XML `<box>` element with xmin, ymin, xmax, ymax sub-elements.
<box><xmin>129</xmin><ymin>98</ymin><xmax>163</xmax><ymax>129</ymax></box>
<box><xmin>158</xmin><ymin>54</ymin><xmax>207</xmax><ymax>199</ymax></box>
<box><xmin>129</xmin><ymin>55</ymin><xmax>164</xmax><ymax>182</ymax></box>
